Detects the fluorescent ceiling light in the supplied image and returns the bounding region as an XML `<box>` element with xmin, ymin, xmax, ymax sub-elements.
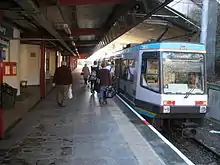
<box><xmin>143</xmin><ymin>19</ymin><xmax>173</xmax><ymax>27</ymax></box>
<box><xmin>63</xmin><ymin>24</ymin><xmax>68</xmax><ymax>28</ymax></box>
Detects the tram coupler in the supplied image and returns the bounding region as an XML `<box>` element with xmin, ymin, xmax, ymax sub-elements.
<box><xmin>181</xmin><ymin>122</ymin><xmax>198</xmax><ymax>138</ymax></box>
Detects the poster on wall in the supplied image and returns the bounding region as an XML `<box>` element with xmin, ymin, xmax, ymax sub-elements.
<box><xmin>30</xmin><ymin>52</ymin><xmax>36</xmax><ymax>58</ymax></box>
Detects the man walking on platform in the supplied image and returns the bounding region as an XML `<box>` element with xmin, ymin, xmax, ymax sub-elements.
<box><xmin>52</xmin><ymin>61</ymin><xmax>73</xmax><ymax>107</ymax></box>
<box><xmin>82</xmin><ymin>64</ymin><xmax>90</xmax><ymax>86</ymax></box>
<box><xmin>98</xmin><ymin>62</ymin><xmax>111</xmax><ymax>105</ymax></box>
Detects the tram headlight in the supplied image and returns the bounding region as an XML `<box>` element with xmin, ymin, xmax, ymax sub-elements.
<box><xmin>200</xmin><ymin>106</ymin><xmax>207</xmax><ymax>113</ymax></box>
<box><xmin>163</xmin><ymin>106</ymin><xmax>170</xmax><ymax>113</ymax></box>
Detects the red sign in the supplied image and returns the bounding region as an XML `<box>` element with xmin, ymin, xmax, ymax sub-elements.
<box><xmin>79</xmin><ymin>53</ymin><xmax>88</xmax><ymax>59</ymax></box>
<box><xmin>2</xmin><ymin>62</ymin><xmax>17</xmax><ymax>76</ymax></box>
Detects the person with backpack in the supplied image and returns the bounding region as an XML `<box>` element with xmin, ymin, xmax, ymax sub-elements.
<box><xmin>89</xmin><ymin>61</ymin><xmax>99</xmax><ymax>93</ymax></box>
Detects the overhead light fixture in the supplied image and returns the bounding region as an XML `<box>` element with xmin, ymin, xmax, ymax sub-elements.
<box><xmin>72</xmin><ymin>41</ymin><xmax>75</xmax><ymax>46</ymax></box>
<box><xmin>69</xmin><ymin>36</ymin><xmax>73</xmax><ymax>40</ymax></box>
<box><xmin>147</xmin><ymin>28</ymin><xmax>154</xmax><ymax>31</ymax></box>
<box><xmin>134</xmin><ymin>4</ymin><xmax>140</xmax><ymax>10</ymax></box>
<box><xmin>151</xmin><ymin>14</ymin><xmax>179</xmax><ymax>18</ymax></box>
<box><xmin>143</xmin><ymin>19</ymin><xmax>172</xmax><ymax>27</ymax></box>
<box><xmin>63</xmin><ymin>24</ymin><xmax>68</xmax><ymax>28</ymax></box>
<box><xmin>63</xmin><ymin>24</ymin><xmax>71</xmax><ymax>35</ymax></box>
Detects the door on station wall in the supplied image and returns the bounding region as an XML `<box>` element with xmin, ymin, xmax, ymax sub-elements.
<box><xmin>28</xmin><ymin>51</ymin><xmax>40</xmax><ymax>85</ymax></box>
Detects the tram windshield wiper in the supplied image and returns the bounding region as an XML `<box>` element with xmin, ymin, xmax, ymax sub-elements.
<box><xmin>164</xmin><ymin>92</ymin><xmax>187</xmax><ymax>94</ymax></box>
<box><xmin>184</xmin><ymin>87</ymin><xmax>196</xmax><ymax>98</ymax></box>
<box><xmin>175</xmin><ymin>92</ymin><xmax>184</xmax><ymax>94</ymax></box>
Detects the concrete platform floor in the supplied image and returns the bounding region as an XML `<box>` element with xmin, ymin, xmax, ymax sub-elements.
<box><xmin>3</xmin><ymin>80</ymin><xmax>53</xmax><ymax>132</ymax></box>
<box><xmin>0</xmin><ymin>69</ymin><xmax>189</xmax><ymax>165</ymax></box>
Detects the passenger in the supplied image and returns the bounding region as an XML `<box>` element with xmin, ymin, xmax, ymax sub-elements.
<box><xmin>90</xmin><ymin>61</ymin><xmax>99</xmax><ymax>93</ymax></box>
<box><xmin>105</xmin><ymin>61</ymin><xmax>115</xmax><ymax>79</ymax></box>
<box><xmin>97</xmin><ymin>63</ymin><xmax>111</xmax><ymax>104</ymax></box>
<box><xmin>109</xmin><ymin>61</ymin><xmax>115</xmax><ymax>78</ymax></box>
<box><xmin>52</xmin><ymin>61</ymin><xmax>73</xmax><ymax>107</ymax></box>
<box><xmin>188</xmin><ymin>72</ymin><xmax>196</xmax><ymax>88</ymax></box>
<box><xmin>105</xmin><ymin>61</ymin><xmax>111</xmax><ymax>70</ymax></box>
<box><xmin>82</xmin><ymin>64</ymin><xmax>90</xmax><ymax>86</ymax></box>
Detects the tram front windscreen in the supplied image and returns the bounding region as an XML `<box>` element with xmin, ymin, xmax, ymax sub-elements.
<box><xmin>162</xmin><ymin>52</ymin><xmax>205</xmax><ymax>94</ymax></box>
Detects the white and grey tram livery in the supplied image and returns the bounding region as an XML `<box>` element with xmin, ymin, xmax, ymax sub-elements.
<box><xmin>112</xmin><ymin>42</ymin><xmax>207</xmax><ymax>136</ymax></box>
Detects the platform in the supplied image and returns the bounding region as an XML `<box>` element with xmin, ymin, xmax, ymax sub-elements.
<box><xmin>3</xmin><ymin>81</ymin><xmax>53</xmax><ymax>133</ymax></box>
<box><xmin>0</xmin><ymin>70</ymin><xmax>191</xmax><ymax>165</ymax></box>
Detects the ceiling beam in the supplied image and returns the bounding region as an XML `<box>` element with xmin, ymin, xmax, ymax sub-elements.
<box><xmin>20</xmin><ymin>29</ymin><xmax>51</xmax><ymax>38</ymax></box>
<box><xmin>96</xmin><ymin>0</ymin><xmax>135</xmax><ymax>42</ymax></box>
<box><xmin>95</xmin><ymin>0</ymin><xmax>174</xmax><ymax>51</ymax></box>
<box><xmin>101</xmin><ymin>1</ymin><xmax>134</xmax><ymax>32</ymax></box>
<box><xmin>13</xmin><ymin>0</ymin><xmax>75</xmax><ymax>56</ymax></box>
<box><xmin>72</xmin><ymin>28</ymin><xmax>101</xmax><ymax>36</ymax></box>
<box><xmin>0</xmin><ymin>1</ymin><xmax>19</xmax><ymax>10</ymax></box>
<box><xmin>20</xmin><ymin>40</ymin><xmax>41</xmax><ymax>45</ymax></box>
<box><xmin>77</xmin><ymin>45</ymin><xmax>94</xmax><ymax>50</ymax></box>
<box><xmin>59</xmin><ymin>0</ymin><xmax>127</xmax><ymax>5</ymax></box>
<box><xmin>75</xmin><ymin>40</ymin><xmax>98</xmax><ymax>46</ymax></box>
<box><xmin>3</xmin><ymin>17</ymin><xmax>30</xmax><ymax>32</ymax></box>
<box><xmin>0</xmin><ymin>12</ymin><xmax>2</xmax><ymax>23</ymax></box>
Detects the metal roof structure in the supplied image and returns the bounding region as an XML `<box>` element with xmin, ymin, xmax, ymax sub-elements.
<box><xmin>0</xmin><ymin>0</ymin><xmax>204</xmax><ymax>56</ymax></box>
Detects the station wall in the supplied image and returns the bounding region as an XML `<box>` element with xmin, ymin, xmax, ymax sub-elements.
<box><xmin>3</xmin><ymin>28</ymin><xmax>21</xmax><ymax>95</ymax></box>
<box><xmin>20</xmin><ymin>44</ymin><xmax>41</xmax><ymax>86</ymax></box>
<box><xmin>46</xmin><ymin>51</ymin><xmax>56</xmax><ymax>79</ymax></box>
<box><xmin>49</xmin><ymin>52</ymin><xmax>56</xmax><ymax>75</ymax></box>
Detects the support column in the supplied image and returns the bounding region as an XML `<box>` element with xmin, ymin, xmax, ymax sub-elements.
<box><xmin>0</xmin><ymin>56</ymin><xmax>3</xmax><ymax>138</ymax></box>
<box><xmin>55</xmin><ymin>50</ymin><xmax>58</xmax><ymax>68</ymax></box>
<box><xmin>68</xmin><ymin>56</ymin><xmax>70</xmax><ymax>67</ymax></box>
<box><xmin>200</xmin><ymin>0</ymin><xmax>218</xmax><ymax>79</ymax></box>
<box><xmin>40</xmin><ymin>41</ymin><xmax>46</xmax><ymax>99</ymax></box>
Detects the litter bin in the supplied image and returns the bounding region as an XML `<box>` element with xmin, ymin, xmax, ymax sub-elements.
<box><xmin>0</xmin><ymin>83</ymin><xmax>17</xmax><ymax>109</ymax></box>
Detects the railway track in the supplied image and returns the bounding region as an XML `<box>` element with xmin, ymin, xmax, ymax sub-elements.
<box><xmin>192</xmin><ymin>138</ymin><xmax>220</xmax><ymax>160</ymax></box>
<box><xmin>164</xmin><ymin>131</ymin><xmax>220</xmax><ymax>165</ymax></box>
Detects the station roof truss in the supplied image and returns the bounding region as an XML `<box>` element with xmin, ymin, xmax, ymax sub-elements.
<box><xmin>0</xmin><ymin>0</ymin><xmax>202</xmax><ymax>56</ymax></box>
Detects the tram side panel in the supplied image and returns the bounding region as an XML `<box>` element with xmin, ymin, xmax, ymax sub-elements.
<box><xmin>134</xmin><ymin>50</ymin><xmax>162</xmax><ymax>118</ymax></box>
<box><xmin>119</xmin><ymin>51</ymin><xmax>139</xmax><ymax>102</ymax></box>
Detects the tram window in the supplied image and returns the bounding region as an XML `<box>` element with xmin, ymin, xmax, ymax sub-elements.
<box><xmin>114</xmin><ymin>59</ymin><xmax>120</xmax><ymax>78</ymax></box>
<box><xmin>121</xmin><ymin>59</ymin><xmax>128</xmax><ymax>80</ymax></box>
<box><xmin>141</xmin><ymin>58</ymin><xmax>159</xmax><ymax>91</ymax></box>
<box><xmin>127</xmin><ymin>59</ymin><xmax>136</xmax><ymax>82</ymax></box>
<box><xmin>162</xmin><ymin>52</ymin><xmax>205</xmax><ymax>94</ymax></box>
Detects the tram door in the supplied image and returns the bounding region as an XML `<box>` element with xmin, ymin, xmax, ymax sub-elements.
<box><xmin>114</xmin><ymin>58</ymin><xmax>121</xmax><ymax>92</ymax></box>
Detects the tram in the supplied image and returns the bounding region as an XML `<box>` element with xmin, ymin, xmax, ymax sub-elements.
<box><xmin>112</xmin><ymin>42</ymin><xmax>207</xmax><ymax>136</ymax></box>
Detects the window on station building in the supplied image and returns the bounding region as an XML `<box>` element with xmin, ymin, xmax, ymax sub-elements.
<box><xmin>141</xmin><ymin>57</ymin><xmax>160</xmax><ymax>92</ymax></box>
